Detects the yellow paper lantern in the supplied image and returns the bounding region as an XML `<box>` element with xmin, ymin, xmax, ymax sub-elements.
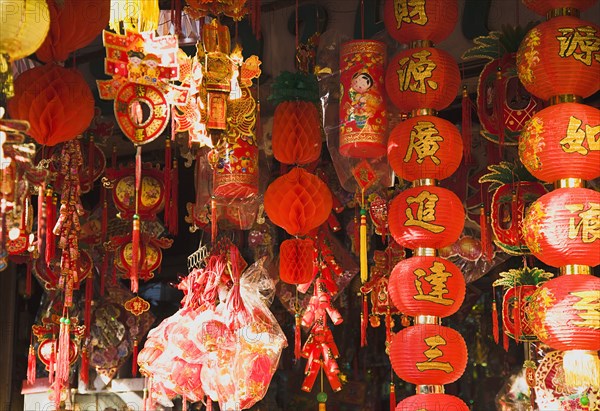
<box><xmin>0</xmin><ymin>0</ymin><xmax>50</xmax><ymax>60</ymax></box>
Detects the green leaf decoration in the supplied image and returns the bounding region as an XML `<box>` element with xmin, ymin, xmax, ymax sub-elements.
<box><xmin>462</xmin><ymin>22</ymin><xmax>539</xmax><ymax>61</ymax></box>
<box><xmin>479</xmin><ymin>161</ymin><xmax>539</xmax><ymax>191</ymax></box>
<box><xmin>268</xmin><ymin>71</ymin><xmax>320</xmax><ymax>105</ymax></box>
<box><xmin>493</xmin><ymin>266</ymin><xmax>553</xmax><ymax>288</ymax></box>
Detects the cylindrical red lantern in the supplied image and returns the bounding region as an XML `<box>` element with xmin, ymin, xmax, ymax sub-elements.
<box><xmin>519</xmin><ymin>103</ymin><xmax>600</xmax><ymax>182</ymax></box>
<box><xmin>279</xmin><ymin>238</ymin><xmax>315</xmax><ymax>285</ymax></box>
<box><xmin>339</xmin><ymin>40</ymin><xmax>387</xmax><ymax>158</ymax></box>
<box><xmin>395</xmin><ymin>394</ymin><xmax>469</xmax><ymax>411</ymax></box>
<box><xmin>387</xmin><ymin>115</ymin><xmax>463</xmax><ymax>181</ymax></box>
<box><xmin>8</xmin><ymin>63</ymin><xmax>94</xmax><ymax>146</ymax></box>
<box><xmin>264</xmin><ymin>167</ymin><xmax>333</xmax><ymax>236</ymax></box>
<box><xmin>272</xmin><ymin>101</ymin><xmax>322</xmax><ymax>165</ymax></box>
<box><xmin>517</xmin><ymin>16</ymin><xmax>600</xmax><ymax>101</ymax></box>
<box><xmin>389</xmin><ymin>185</ymin><xmax>465</xmax><ymax>249</ymax></box>
<box><xmin>522</xmin><ymin>0</ymin><xmax>597</xmax><ymax>16</ymax></box>
<box><xmin>522</xmin><ymin>187</ymin><xmax>600</xmax><ymax>268</ymax></box>
<box><xmin>386</xmin><ymin>47</ymin><xmax>460</xmax><ymax>113</ymax></box>
<box><xmin>211</xmin><ymin>137</ymin><xmax>259</xmax><ymax>199</ymax></box>
<box><xmin>389</xmin><ymin>324</ymin><xmax>468</xmax><ymax>385</ymax></box>
<box><xmin>388</xmin><ymin>256</ymin><xmax>466</xmax><ymax>318</ymax></box>
<box><xmin>383</xmin><ymin>0</ymin><xmax>458</xmax><ymax>45</ymax></box>
<box><xmin>526</xmin><ymin>274</ymin><xmax>600</xmax><ymax>351</ymax></box>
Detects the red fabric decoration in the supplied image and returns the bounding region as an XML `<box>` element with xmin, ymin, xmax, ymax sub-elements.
<box><xmin>387</xmin><ymin>115</ymin><xmax>463</xmax><ymax>181</ymax></box>
<box><xmin>8</xmin><ymin>63</ymin><xmax>94</xmax><ymax>146</ymax></box>
<box><xmin>80</xmin><ymin>347</ymin><xmax>89</xmax><ymax>386</ymax></box>
<box><xmin>272</xmin><ymin>101</ymin><xmax>322</xmax><ymax>165</ymax></box>
<box><xmin>279</xmin><ymin>238</ymin><xmax>315</xmax><ymax>284</ymax></box>
<box><xmin>386</xmin><ymin>47</ymin><xmax>460</xmax><ymax>113</ymax></box>
<box><xmin>522</xmin><ymin>0</ymin><xmax>597</xmax><ymax>16</ymax></box>
<box><xmin>492</xmin><ymin>297</ymin><xmax>499</xmax><ymax>344</ymax></box>
<box><xmin>27</xmin><ymin>343</ymin><xmax>36</xmax><ymax>385</ymax></box>
<box><xmin>522</xmin><ymin>187</ymin><xmax>600</xmax><ymax>268</ymax></box>
<box><xmin>35</xmin><ymin>0</ymin><xmax>110</xmax><ymax>63</ymax></box>
<box><xmin>388</xmin><ymin>185</ymin><xmax>465</xmax><ymax>249</ymax></box>
<box><xmin>502</xmin><ymin>285</ymin><xmax>539</xmax><ymax>341</ymax></box>
<box><xmin>389</xmin><ymin>324</ymin><xmax>468</xmax><ymax>385</ymax></box>
<box><xmin>395</xmin><ymin>394</ymin><xmax>469</xmax><ymax>411</ymax></box>
<box><xmin>519</xmin><ymin>103</ymin><xmax>600</xmax><ymax>183</ymax></box>
<box><xmin>264</xmin><ymin>167</ymin><xmax>333</xmax><ymax>236</ymax></box>
<box><xmin>383</xmin><ymin>0</ymin><xmax>458</xmax><ymax>45</ymax></box>
<box><xmin>387</xmin><ymin>256</ymin><xmax>466</xmax><ymax>318</ymax></box>
<box><xmin>527</xmin><ymin>274</ymin><xmax>600</xmax><ymax>351</ymax></box>
<box><xmin>517</xmin><ymin>16</ymin><xmax>600</xmax><ymax>101</ymax></box>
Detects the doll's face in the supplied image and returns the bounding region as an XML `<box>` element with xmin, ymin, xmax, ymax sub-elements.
<box><xmin>351</xmin><ymin>73</ymin><xmax>373</xmax><ymax>93</ymax></box>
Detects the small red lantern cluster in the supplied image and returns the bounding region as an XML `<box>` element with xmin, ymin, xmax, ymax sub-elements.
<box><xmin>385</xmin><ymin>1</ymin><xmax>468</xmax><ymax>408</ymax></box>
<box><xmin>518</xmin><ymin>0</ymin><xmax>600</xmax><ymax>389</ymax></box>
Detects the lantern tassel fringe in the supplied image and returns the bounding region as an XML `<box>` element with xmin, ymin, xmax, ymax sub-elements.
<box><xmin>132</xmin><ymin>339</ymin><xmax>139</xmax><ymax>377</ymax></box>
<box><xmin>80</xmin><ymin>348</ymin><xmax>89</xmax><ymax>387</ymax></box>
<box><xmin>461</xmin><ymin>86</ymin><xmax>473</xmax><ymax>164</ymax></box>
<box><xmin>56</xmin><ymin>316</ymin><xmax>70</xmax><ymax>384</ymax></box>
<box><xmin>27</xmin><ymin>343</ymin><xmax>36</xmax><ymax>385</ymax></box>
<box><xmin>359</xmin><ymin>210</ymin><xmax>367</xmax><ymax>284</ymax></box>
<box><xmin>360</xmin><ymin>294</ymin><xmax>367</xmax><ymax>347</ymax></box>
<box><xmin>492</xmin><ymin>298</ymin><xmax>499</xmax><ymax>344</ymax></box>
<box><xmin>294</xmin><ymin>314</ymin><xmax>301</xmax><ymax>360</ymax></box>
<box><xmin>389</xmin><ymin>382</ymin><xmax>396</xmax><ymax>411</ymax></box>
<box><xmin>563</xmin><ymin>350</ymin><xmax>600</xmax><ymax>389</ymax></box>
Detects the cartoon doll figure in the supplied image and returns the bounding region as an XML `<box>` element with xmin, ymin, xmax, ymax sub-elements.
<box><xmin>142</xmin><ymin>54</ymin><xmax>161</xmax><ymax>83</ymax></box>
<box><xmin>346</xmin><ymin>71</ymin><xmax>381</xmax><ymax>129</ymax></box>
<box><xmin>127</xmin><ymin>50</ymin><xmax>145</xmax><ymax>83</ymax></box>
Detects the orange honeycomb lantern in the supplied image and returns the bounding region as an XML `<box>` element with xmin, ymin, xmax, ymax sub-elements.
<box><xmin>272</xmin><ymin>101</ymin><xmax>322</xmax><ymax>165</ymax></box>
<box><xmin>279</xmin><ymin>238</ymin><xmax>315</xmax><ymax>285</ymax></box>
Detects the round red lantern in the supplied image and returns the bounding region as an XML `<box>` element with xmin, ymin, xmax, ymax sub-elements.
<box><xmin>517</xmin><ymin>16</ymin><xmax>600</xmax><ymax>101</ymax></box>
<box><xmin>522</xmin><ymin>187</ymin><xmax>600</xmax><ymax>268</ymax></box>
<box><xmin>264</xmin><ymin>167</ymin><xmax>333</xmax><ymax>236</ymax></box>
<box><xmin>522</xmin><ymin>0</ymin><xmax>597</xmax><ymax>16</ymax></box>
<box><xmin>395</xmin><ymin>394</ymin><xmax>469</xmax><ymax>411</ymax></box>
<box><xmin>389</xmin><ymin>185</ymin><xmax>465</xmax><ymax>249</ymax></box>
<box><xmin>383</xmin><ymin>0</ymin><xmax>458</xmax><ymax>45</ymax></box>
<box><xmin>386</xmin><ymin>47</ymin><xmax>460</xmax><ymax>113</ymax></box>
<box><xmin>279</xmin><ymin>238</ymin><xmax>315</xmax><ymax>285</ymax></box>
<box><xmin>389</xmin><ymin>324</ymin><xmax>468</xmax><ymax>385</ymax></box>
<box><xmin>339</xmin><ymin>40</ymin><xmax>388</xmax><ymax>158</ymax></box>
<box><xmin>519</xmin><ymin>103</ymin><xmax>600</xmax><ymax>182</ymax></box>
<box><xmin>272</xmin><ymin>101</ymin><xmax>322</xmax><ymax>165</ymax></box>
<box><xmin>8</xmin><ymin>63</ymin><xmax>94</xmax><ymax>146</ymax></box>
<box><xmin>388</xmin><ymin>256</ymin><xmax>465</xmax><ymax>318</ymax></box>
<box><xmin>387</xmin><ymin>115</ymin><xmax>462</xmax><ymax>181</ymax></box>
<box><xmin>527</xmin><ymin>274</ymin><xmax>600</xmax><ymax>351</ymax></box>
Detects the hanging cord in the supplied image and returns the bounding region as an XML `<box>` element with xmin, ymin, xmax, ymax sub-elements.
<box><xmin>360</xmin><ymin>0</ymin><xmax>365</xmax><ymax>39</ymax></box>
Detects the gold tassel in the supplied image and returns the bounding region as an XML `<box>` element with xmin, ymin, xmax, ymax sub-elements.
<box><xmin>563</xmin><ymin>350</ymin><xmax>600</xmax><ymax>389</ymax></box>
<box><xmin>359</xmin><ymin>190</ymin><xmax>368</xmax><ymax>284</ymax></box>
<box><xmin>110</xmin><ymin>0</ymin><xmax>160</xmax><ymax>34</ymax></box>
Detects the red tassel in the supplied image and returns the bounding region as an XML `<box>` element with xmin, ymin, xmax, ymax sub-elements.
<box><xmin>461</xmin><ymin>86</ymin><xmax>473</xmax><ymax>164</ymax></box>
<box><xmin>25</xmin><ymin>259</ymin><xmax>32</xmax><ymax>298</ymax></box>
<box><xmin>182</xmin><ymin>395</ymin><xmax>187</xmax><ymax>411</ymax></box>
<box><xmin>494</xmin><ymin>67</ymin><xmax>505</xmax><ymax>151</ymax></box>
<box><xmin>170</xmin><ymin>160</ymin><xmax>178</xmax><ymax>236</ymax></box>
<box><xmin>37</xmin><ymin>184</ymin><xmax>45</xmax><ymax>255</ymax></box>
<box><xmin>385</xmin><ymin>313</ymin><xmax>392</xmax><ymax>347</ymax></box>
<box><xmin>48</xmin><ymin>339</ymin><xmax>56</xmax><ymax>384</ymax></box>
<box><xmin>211</xmin><ymin>196</ymin><xmax>217</xmax><ymax>244</ymax></box>
<box><xmin>361</xmin><ymin>294</ymin><xmax>368</xmax><ymax>347</ymax></box>
<box><xmin>480</xmin><ymin>203</ymin><xmax>493</xmax><ymax>262</ymax></box>
<box><xmin>513</xmin><ymin>288</ymin><xmax>521</xmax><ymax>343</ymax></box>
<box><xmin>131</xmin><ymin>215</ymin><xmax>140</xmax><ymax>293</ymax></box>
<box><xmin>492</xmin><ymin>297</ymin><xmax>499</xmax><ymax>344</ymax></box>
<box><xmin>45</xmin><ymin>189</ymin><xmax>56</xmax><ymax>265</ymax></box>
<box><xmin>389</xmin><ymin>382</ymin><xmax>396</xmax><ymax>411</ymax></box>
<box><xmin>88</xmin><ymin>137</ymin><xmax>95</xmax><ymax>190</ymax></box>
<box><xmin>84</xmin><ymin>274</ymin><xmax>93</xmax><ymax>338</ymax></box>
<box><xmin>164</xmin><ymin>138</ymin><xmax>171</xmax><ymax>230</ymax></box>
<box><xmin>132</xmin><ymin>339</ymin><xmax>139</xmax><ymax>377</ymax></box>
<box><xmin>56</xmin><ymin>314</ymin><xmax>70</xmax><ymax>384</ymax></box>
<box><xmin>206</xmin><ymin>397</ymin><xmax>212</xmax><ymax>411</ymax></box>
<box><xmin>101</xmin><ymin>188</ymin><xmax>108</xmax><ymax>241</ymax></box>
<box><xmin>100</xmin><ymin>252</ymin><xmax>108</xmax><ymax>296</ymax></box>
<box><xmin>80</xmin><ymin>347</ymin><xmax>89</xmax><ymax>386</ymax></box>
<box><xmin>27</xmin><ymin>342</ymin><xmax>36</xmax><ymax>385</ymax></box>
<box><xmin>294</xmin><ymin>314</ymin><xmax>301</xmax><ymax>360</ymax></box>
<box><xmin>503</xmin><ymin>324</ymin><xmax>509</xmax><ymax>352</ymax></box>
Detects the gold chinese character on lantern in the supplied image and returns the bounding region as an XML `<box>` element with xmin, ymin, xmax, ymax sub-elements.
<box><xmin>571</xmin><ymin>290</ymin><xmax>600</xmax><ymax>329</ymax></box>
<box><xmin>567</xmin><ymin>202</ymin><xmax>599</xmax><ymax>243</ymax></box>
<box><xmin>413</xmin><ymin>261</ymin><xmax>453</xmax><ymax>306</ymax></box>
<box><xmin>556</xmin><ymin>26</ymin><xmax>600</xmax><ymax>66</ymax></box>
<box><xmin>416</xmin><ymin>335</ymin><xmax>454</xmax><ymax>373</ymax></box>
<box><xmin>397</xmin><ymin>50</ymin><xmax>438</xmax><ymax>94</ymax></box>
<box><xmin>404</xmin><ymin>121</ymin><xmax>442</xmax><ymax>165</ymax></box>
<box><xmin>560</xmin><ymin>116</ymin><xmax>600</xmax><ymax>155</ymax></box>
<box><xmin>404</xmin><ymin>190</ymin><xmax>445</xmax><ymax>233</ymax></box>
<box><xmin>393</xmin><ymin>0</ymin><xmax>427</xmax><ymax>28</ymax></box>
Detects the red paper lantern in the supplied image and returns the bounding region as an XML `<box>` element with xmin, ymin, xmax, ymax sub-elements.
<box><xmin>272</xmin><ymin>101</ymin><xmax>322</xmax><ymax>165</ymax></box>
<box><xmin>389</xmin><ymin>324</ymin><xmax>468</xmax><ymax>385</ymax></box>
<box><xmin>8</xmin><ymin>63</ymin><xmax>94</xmax><ymax>146</ymax></box>
<box><xmin>386</xmin><ymin>47</ymin><xmax>460</xmax><ymax>113</ymax></box>
<box><xmin>389</xmin><ymin>185</ymin><xmax>465</xmax><ymax>249</ymax></box>
<box><xmin>388</xmin><ymin>256</ymin><xmax>466</xmax><ymax>318</ymax></box>
<box><xmin>522</xmin><ymin>187</ymin><xmax>600</xmax><ymax>268</ymax></box>
<box><xmin>383</xmin><ymin>0</ymin><xmax>458</xmax><ymax>45</ymax></box>
<box><xmin>36</xmin><ymin>0</ymin><xmax>110</xmax><ymax>63</ymax></box>
<box><xmin>395</xmin><ymin>394</ymin><xmax>469</xmax><ymax>411</ymax></box>
<box><xmin>522</xmin><ymin>0</ymin><xmax>597</xmax><ymax>16</ymax></box>
<box><xmin>527</xmin><ymin>274</ymin><xmax>600</xmax><ymax>351</ymax></box>
<box><xmin>517</xmin><ymin>16</ymin><xmax>600</xmax><ymax>101</ymax></box>
<box><xmin>339</xmin><ymin>40</ymin><xmax>388</xmax><ymax>158</ymax></box>
<box><xmin>387</xmin><ymin>115</ymin><xmax>462</xmax><ymax>181</ymax></box>
<box><xmin>264</xmin><ymin>167</ymin><xmax>333</xmax><ymax>236</ymax></box>
<box><xmin>519</xmin><ymin>103</ymin><xmax>600</xmax><ymax>182</ymax></box>
<box><xmin>279</xmin><ymin>238</ymin><xmax>315</xmax><ymax>285</ymax></box>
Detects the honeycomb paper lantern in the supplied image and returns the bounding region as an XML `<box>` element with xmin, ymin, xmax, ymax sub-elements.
<box><xmin>264</xmin><ymin>167</ymin><xmax>333</xmax><ymax>236</ymax></box>
<box><xmin>388</xmin><ymin>115</ymin><xmax>463</xmax><ymax>181</ymax></box>
<box><xmin>395</xmin><ymin>394</ymin><xmax>469</xmax><ymax>411</ymax></box>
<box><xmin>0</xmin><ymin>0</ymin><xmax>50</xmax><ymax>61</ymax></box>
<box><xmin>519</xmin><ymin>103</ymin><xmax>600</xmax><ymax>182</ymax></box>
<box><xmin>522</xmin><ymin>187</ymin><xmax>600</xmax><ymax>268</ymax></box>
<box><xmin>388</xmin><ymin>256</ymin><xmax>466</xmax><ymax>318</ymax></box>
<box><xmin>389</xmin><ymin>324</ymin><xmax>468</xmax><ymax>385</ymax></box>
<box><xmin>526</xmin><ymin>274</ymin><xmax>600</xmax><ymax>352</ymax></box>
<box><xmin>279</xmin><ymin>238</ymin><xmax>315</xmax><ymax>285</ymax></box>
<box><xmin>386</xmin><ymin>47</ymin><xmax>460</xmax><ymax>113</ymax></box>
<box><xmin>8</xmin><ymin>63</ymin><xmax>94</xmax><ymax>146</ymax></box>
<box><xmin>389</xmin><ymin>185</ymin><xmax>465</xmax><ymax>249</ymax></box>
<box><xmin>522</xmin><ymin>0</ymin><xmax>597</xmax><ymax>16</ymax></box>
<box><xmin>383</xmin><ymin>0</ymin><xmax>458</xmax><ymax>45</ymax></box>
<box><xmin>272</xmin><ymin>101</ymin><xmax>322</xmax><ymax>165</ymax></box>
<box><xmin>517</xmin><ymin>16</ymin><xmax>600</xmax><ymax>101</ymax></box>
